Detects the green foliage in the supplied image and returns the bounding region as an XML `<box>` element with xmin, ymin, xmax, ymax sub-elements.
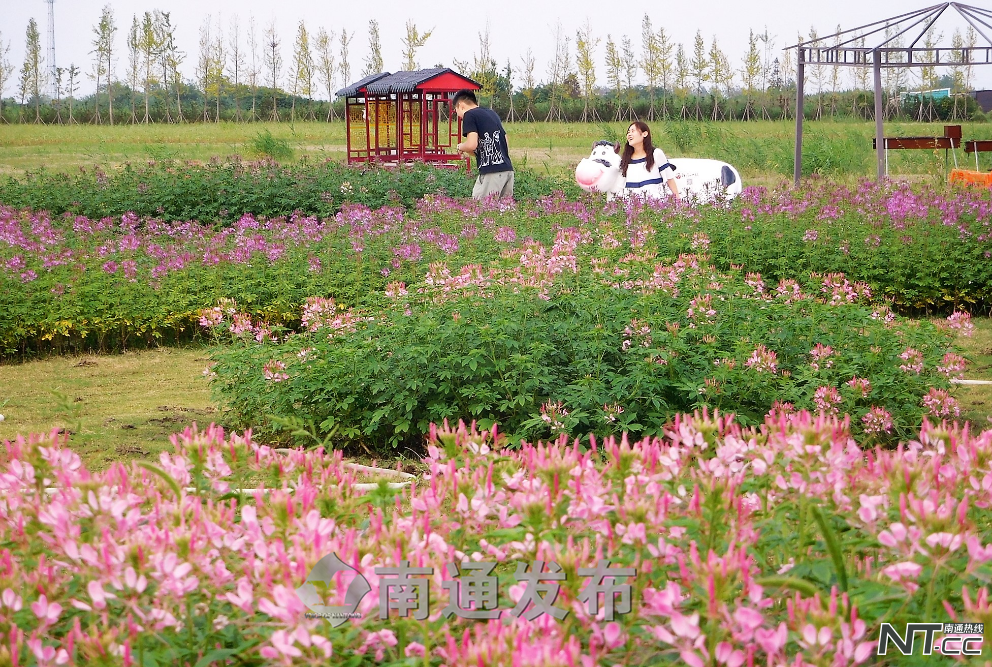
<box><xmin>0</xmin><ymin>160</ymin><xmax>580</xmax><ymax>223</ymax></box>
<box><xmin>248</xmin><ymin>130</ymin><xmax>294</xmax><ymax>161</ymax></box>
<box><xmin>208</xmin><ymin>257</ymin><xmax>955</xmax><ymax>454</ymax></box>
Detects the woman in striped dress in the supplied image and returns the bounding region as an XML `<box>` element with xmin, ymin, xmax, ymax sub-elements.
<box><xmin>619</xmin><ymin>121</ymin><xmax>680</xmax><ymax>200</ymax></box>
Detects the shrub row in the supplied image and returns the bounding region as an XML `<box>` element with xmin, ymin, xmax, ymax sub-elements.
<box><xmin>205</xmin><ymin>242</ymin><xmax>962</xmax><ymax>451</ymax></box>
<box><xmin>0</xmin><ymin>158</ymin><xmax>581</xmax><ymax>223</ymax></box>
<box><xmin>2</xmin><ymin>177</ymin><xmax>991</xmax><ymax>358</ymax></box>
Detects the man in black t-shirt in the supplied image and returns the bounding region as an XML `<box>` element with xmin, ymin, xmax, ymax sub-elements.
<box><xmin>453</xmin><ymin>89</ymin><xmax>514</xmax><ymax>200</ymax></box>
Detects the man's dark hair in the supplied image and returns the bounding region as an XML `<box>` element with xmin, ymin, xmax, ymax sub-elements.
<box><xmin>452</xmin><ymin>89</ymin><xmax>478</xmax><ymax>107</ymax></box>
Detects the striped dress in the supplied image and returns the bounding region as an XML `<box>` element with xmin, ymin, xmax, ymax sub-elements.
<box><xmin>623</xmin><ymin>148</ymin><xmax>676</xmax><ymax>199</ymax></box>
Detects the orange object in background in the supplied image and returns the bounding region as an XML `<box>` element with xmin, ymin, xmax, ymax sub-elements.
<box><xmin>949</xmin><ymin>169</ymin><xmax>992</xmax><ymax>187</ymax></box>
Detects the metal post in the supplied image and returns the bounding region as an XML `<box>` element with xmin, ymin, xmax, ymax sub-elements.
<box><xmin>794</xmin><ymin>54</ymin><xmax>805</xmax><ymax>187</ymax></box>
<box><xmin>47</xmin><ymin>0</ymin><xmax>57</xmax><ymax>99</ymax></box>
<box><xmin>873</xmin><ymin>50</ymin><xmax>885</xmax><ymax>180</ymax></box>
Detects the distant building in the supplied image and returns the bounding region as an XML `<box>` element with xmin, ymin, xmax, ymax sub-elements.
<box><xmin>971</xmin><ymin>90</ymin><xmax>992</xmax><ymax>113</ymax></box>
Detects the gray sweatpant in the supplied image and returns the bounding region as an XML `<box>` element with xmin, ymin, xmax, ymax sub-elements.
<box><xmin>472</xmin><ymin>170</ymin><xmax>515</xmax><ymax>200</ymax></box>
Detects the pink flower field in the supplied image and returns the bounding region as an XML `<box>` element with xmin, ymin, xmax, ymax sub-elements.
<box><xmin>2</xmin><ymin>410</ymin><xmax>992</xmax><ymax>665</ymax></box>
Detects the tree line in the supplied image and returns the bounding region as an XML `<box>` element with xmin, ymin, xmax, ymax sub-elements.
<box><xmin>0</xmin><ymin>6</ymin><xmax>986</xmax><ymax>125</ymax></box>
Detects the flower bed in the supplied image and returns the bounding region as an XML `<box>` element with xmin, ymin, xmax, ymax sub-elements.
<box><xmin>0</xmin><ymin>159</ymin><xmax>579</xmax><ymax>223</ymax></box>
<box><xmin>205</xmin><ymin>232</ymin><xmax>965</xmax><ymax>449</ymax></box>
<box><xmin>2</xmin><ymin>178</ymin><xmax>991</xmax><ymax>356</ymax></box>
<box><xmin>4</xmin><ymin>414</ymin><xmax>992</xmax><ymax>665</ymax></box>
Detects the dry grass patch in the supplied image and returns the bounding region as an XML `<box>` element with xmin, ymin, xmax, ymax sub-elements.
<box><xmin>0</xmin><ymin>346</ymin><xmax>218</xmax><ymax>470</ymax></box>
<box><xmin>952</xmin><ymin>316</ymin><xmax>992</xmax><ymax>428</ymax></box>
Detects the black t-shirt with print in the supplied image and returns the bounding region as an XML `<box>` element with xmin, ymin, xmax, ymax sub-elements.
<box><xmin>462</xmin><ymin>107</ymin><xmax>513</xmax><ymax>174</ymax></box>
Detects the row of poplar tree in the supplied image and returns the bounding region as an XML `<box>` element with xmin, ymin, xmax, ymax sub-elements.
<box><xmin>0</xmin><ymin>6</ymin><xmax>986</xmax><ymax>125</ymax></box>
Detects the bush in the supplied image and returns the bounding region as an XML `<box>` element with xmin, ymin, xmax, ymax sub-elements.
<box><xmin>207</xmin><ymin>241</ymin><xmax>960</xmax><ymax>451</ymax></box>
<box><xmin>0</xmin><ymin>159</ymin><xmax>581</xmax><ymax>223</ymax></box>
<box><xmin>2</xmin><ymin>176</ymin><xmax>989</xmax><ymax>359</ymax></box>
<box><xmin>247</xmin><ymin>129</ymin><xmax>294</xmax><ymax>161</ymax></box>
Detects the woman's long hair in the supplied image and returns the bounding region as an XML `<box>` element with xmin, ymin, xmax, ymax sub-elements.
<box><xmin>619</xmin><ymin>121</ymin><xmax>655</xmax><ymax>177</ymax></box>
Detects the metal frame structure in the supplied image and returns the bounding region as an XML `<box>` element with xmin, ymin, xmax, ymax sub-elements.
<box><xmin>336</xmin><ymin>68</ymin><xmax>481</xmax><ymax>171</ymax></box>
<box><xmin>788</xmin><ymin>3</ymin><xmax>992</xmax><ymax>184</ymax></box>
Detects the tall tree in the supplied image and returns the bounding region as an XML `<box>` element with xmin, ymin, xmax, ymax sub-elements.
<box><xmin>807</xmin><ymin>27</ymin><xmax>826</xmax><ymax>119</ymax></box>
<box><xmin>965</xmin><ymin>26</ymin><xmax>978</xmax><ymax>98</ymax></box>
<box><xmin>504</xmin><ymin>59</ymin><xmax>516</xmax><ymax>121</ymax></box>
<box><xmin>575</xmin><ymin>19</ymin><xmax>600</xmax><ymax>122</ymax></box>
<box><xmin>17</xmin><ymin>49</ymin><xmax>30</xmax><ymax>122</ymax></box>
<box><xmin>315</xmin><ymin>27</ymin><xmax>337</xmax><ymax>121</ymax></box>
<box><xmin>401</xmin><ymin>21</ymin><xmax>432</xmax><ymax>71</ymax></box>
<box><xmin>519</xmin><ymin>48</ymin><xmax>536</xmax><ymax>121</ymax></box>
<box><xmin>363</xmin><ymin>20</ymin><xmax>383</xmax><ymax>76</ymax></box>
<box><xmin>640</xmin><ymin>16</ymin><xmax>660</xmax><ymax>120</ymax></box>
<box><xmin>140</xmin><ymin>12</ymin><xmax>162</xmax><ymax>123</ymax></box>
<box><xmin>781</xmin><ymin>40</ymin><xmax>795</xmax><ymax>119</ymax></box>
<box><xmin>291</xmin><ymin>21</ymin><xmax>314</xmax><ymax>121</ymax></box>
<box><xmin>265</xmin><ymin>21</ymin><xmax>282</xmax><ymax>121</ymax></box>
<box><xmin>545</xmin><ymin>23</ymin><xmax>569</xmax><ymax>122</ymax></box>
<box><xmin>950</xmin><ymin>29</ymin><xmax>967</xmax><ymax>120</ymax></box>
<box><xmin>21</xmin><ymin>18</ymin><xmax>46</xmax><ymax>123</ymax></box>
<box><xmin>159</xmin><ymin>12</ymin><xmax>184</xmax><ymax>122</ymax></box>
<box><xmin>127</xmin><ymin>16</ymin><xmax>141</xmax><ymax>123</ymax></box>
<box><xmin>52</xmin><ymin>66</ymin><xmax>63</xmax><ymax>123</ymax></box>
<box><xmin>247</xmin><ymin>16</ymin><xmax>260</xmax><ymax>121</ymax></box>
<box><xmin>153</xmin><ymin>12</ymin><xmax>173</xmax><ymax>122</ymax></box>
<box><xmin>707</xmin><ymin>35</ymin><xmax>730</xmax><ymax>120</ymax></box>
<box><xmin>656</xmin><ymin>26</ymin><xmax>675</xmax><ymax>119</ymax></box>
<box><xmin>828</xmin><ymin>24</ymin><xmax>843</xmax><ymax>117</ymax></box>
<box><xmin>850</xmin><ymin>33</ymin><xmax>870</xmax><ymax>119</ymax></box>
<box><xmin>914</xmin><ymin>28</ymin><xmax>941</xmax><ymax>121</ymax></box>
<box><xmin>469</xmin><ymin>24</ymin><xmax>497</xmax><ymax>107</ymax></box>
<box><xmin>604</xmin><ymin>35</ymin><xmax>623</xmax><ymax>121</ymax></box>
<box><xmin>740</xmin><ymin>29</ymin><xmax>761</xmax><ymax>120</ymax></box>
<box><xmin>65</xmin><ymin>63</ymin><xmax>79</xmax><ymax>123</ymax></box>
<box><xmin>674</xmin><ymin>44</ymin><xmax>690</xmax><ymax>119</ymax></box>
<box><xmin>211</xmin><ymin>14</ymin><xmax>227</xmax><ymax>122</ymax></box>
<box><xmin>196</xmin><ymin>16</ymin><xmax>213</xmax><ymax>121</ymax></box>
<box><xmin>621</xmin><ymin>36</ymin><xmax>637</xmax><ymax>121</ymax></box>
<box><xmin>0</xmin><ymin>31</ymin><xmax>12</xmax><ymax>123</ymax></box>
<box><xmin>339</xmin><ymin>29</ymin><xmax>353</xmax><ymax>89</ymax></box>
<box><xmin>689</xmin><ymin>30</ymin><xmax>708</xmax><ymax>120</ymax></box>
<box><xmin>93</xmin><ymin>5</ymin><xmax>117</xmax><ymax>125</ymax></box>
<box><xmin>882</xmin><ymin>25</ymin><xmax>906</xmax><ymax>119</ymax></box>
<box><xmin>229</xmin><ymin>15</ymin><xmax>245</xmax><ymax>122</ymax></box>
<box><xmin>757</xmin><ymin>28</ymin><xmax>776</xmax><ymax>120</ymax></box>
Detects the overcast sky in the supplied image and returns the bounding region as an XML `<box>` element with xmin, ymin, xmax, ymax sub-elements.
<box><xmin>4</xmin><ymin>0</ymin><xmax>992</xmax><ymax>98</ymax></box>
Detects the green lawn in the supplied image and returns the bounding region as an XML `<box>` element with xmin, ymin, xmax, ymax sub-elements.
<box><xmin>6</xmin><ymin>119</ymin><xmax>992</xmax><ymax>183</ymax></box>
<box><xmin>0</xmin><ymin>346</ymin><xmax>218</xmax><ymax>470</ymax></box>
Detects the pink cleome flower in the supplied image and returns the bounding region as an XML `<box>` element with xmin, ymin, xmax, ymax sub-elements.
<box><xmin>861</xmin><ymin>407</ymin><xmax>893</xmax><ymax>434</ymax></box>
<box><xmin>921</xmin><ymin>388</ymin><xmax>960</xmax><ymax>418</ymax></box>
<box><xmin>745</xmin><ymin>345</ymin><xmax>778</xmax><ymax>374</ymax></box>
<box><xmin>813</xmin><ymin>386</ymin><xmax>843</xmax><ymax>415</ymax></box>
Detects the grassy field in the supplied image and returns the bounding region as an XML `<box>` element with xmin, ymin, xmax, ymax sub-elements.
<box><xmin>0</xmin><ymin>321</ymin><xmax>989</xmax><ymax>470</ymax></box>
<box><xmin>0</xmin><ymin>346</ymin><xmax>217</xmax><ymax>470</ymax></box>
<box><xmin>2</xmin><ymin>119</ymin><xmax>992</xmax><ymax>467</ymax></box>
<box><xmin>6</xmin><ymin>119</ymin><xmax>992</xmax><ymax>182</ymax></box>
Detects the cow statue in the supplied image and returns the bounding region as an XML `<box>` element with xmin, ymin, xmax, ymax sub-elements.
<box><xmin>575</xmin><ymin>141</ymin><xmax>743</xmax><ymax>203</ymax></box>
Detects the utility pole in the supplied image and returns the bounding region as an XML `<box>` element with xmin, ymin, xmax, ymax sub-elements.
<box><xmin>46</xmin><ymin>0</ymin><xmax>56</xmax><ymax>98</ymax></box>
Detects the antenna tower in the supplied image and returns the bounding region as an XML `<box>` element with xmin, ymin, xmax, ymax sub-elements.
<box><xmin>46</xmin><ymin>0</ymin><xmax>56</xmax><ymax>97</ymax></box>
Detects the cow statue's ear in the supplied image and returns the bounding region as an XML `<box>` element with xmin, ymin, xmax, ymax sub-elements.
<box><xmin>613</xmin><ymin>143</ymin><xmax>621</xmax><ymax>154</ymax></box>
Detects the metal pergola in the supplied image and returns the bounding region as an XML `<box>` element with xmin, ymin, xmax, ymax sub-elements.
<box><xmin>788</xmin><ymin>2</ymin><xmax>992</xmax><ymax>185</ymax></box>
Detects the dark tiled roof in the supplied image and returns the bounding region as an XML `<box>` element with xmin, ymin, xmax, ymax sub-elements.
<box><xmin>335</xmin><ymin>72</ymin><xmax>391</xmax><ymax>98</ymax></box>
<box><xmin>365</xmin><ymin>68</ymin><xmax>452</xmax><ymax>94</ymax></box>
